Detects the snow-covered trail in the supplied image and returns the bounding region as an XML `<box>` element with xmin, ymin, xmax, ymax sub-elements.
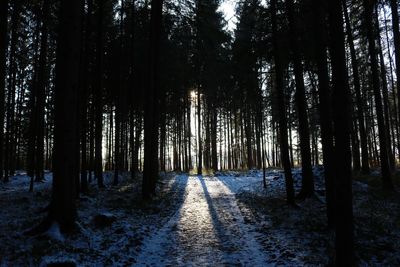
<box><xmin>136</xmin><ymin>175</ymin><xmax>268</xmax><ymax>266</ymax></box>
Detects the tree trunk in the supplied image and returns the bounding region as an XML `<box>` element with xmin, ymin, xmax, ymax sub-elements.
<box><xmin>311</xmin><ymin>0</ymin><xmax>336</xmax><ymax>228</ymax></box>
<box><xmin>343</xmin><ymin>0</ymin><xmax>370</xmax><ymax>174</ymax></box>
<box><xmin>328</xmin><ymin>0</ymin><xmax>354</xmax><ymax>264</ymax></box>
<box><xmin>80</xmin><ymin>0</ymin><xmax>93</xmax><ymax>193</ymax></box>
<box><xmin>390</xmin><ymin>0</ymin><xmax>400</xmax><ymax>163</ymax></box>
<box><xmin>34</xmin><ymin>0</ymin><xmax>50</xmax><ymax>183</ymax></box>
<box><xmin>286</xmin><ymin>0</ymin><xmax>314</xmax><ymax>199</ymax></box>
<box><xmin>375</xmin><ymin>11</ymin><xmax>395</xmax><ymax>172</ymax></box>
<box><xmin>142</xmin><ymin>0</ymin><xmax>163</xmax><ymax>199</ymax></box>
<box><xmin>94</xmin><ymin>0</ymin><xmax>104</xmax><ymax>188</ymax></box>
<box><xmin>271</xmin><ymin>0</ymin><xmax>295</xmax><ymax>205</ymax></box>
<box><xmin>27</xmin><ymin>20</ymin><xmax>41</xmax><ymax>190</ymax></box>
<box><xmin>211</xmin><ymin>104</ymin><xmax>218</xmax><ymax>171</ymax></box>
<box><xmin>4</xmin><ymin>0</ymin><xmax>21</xmax><ymax>182</ymax></box>
<box><xmin>48</xmin><ymin>0</ymin><xmax>82</xmax><ymax>232</ymax></box>
<box><xmin>0</xmin><ymin>0</ymin><xmax>9</xmax><ymax>181</ymax></box>
<box><xmin>197</xmin><ymin>87</ymin><xmax>202</xmax><ymax>174</ymax></box>
<box><xmin>384</xmin><ymin>9</ymin><xmax>400</xmax><ymax>163</ymax></box>
<box><xmin>363</xmin><ymin>0</ymin><xmax>393</xmax><ymax>190</ymax></box>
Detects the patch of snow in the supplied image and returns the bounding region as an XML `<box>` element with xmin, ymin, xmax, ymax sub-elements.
<box><xmin>136</xmin><ymin>175</ymin><xmax>269</xmax><ymax>266</ymax></box>
<box><xmin>44</xmin><ymin>222</ymin><xmax>65</xmax><ymax>242</ymax></box>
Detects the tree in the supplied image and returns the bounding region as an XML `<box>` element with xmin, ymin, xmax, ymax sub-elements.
<box><xmin>311</xmin><ymin>0</ymin><xmax>336</xmax><ymax>227</ymax></box>
<box><xmin>390</xmin><ymin>1</ymin><xmax>400</xmax><ymax>157</ymax></box>
<box><xmin>191</xmin><ymin>0</ymin><xmax>228</xmax><ymax>174</ymax></box>
<box><xmin>343</xmin><ymin>0</ymin><xmax>370</xmax><ymax>174</ymax></box>
<box><xmin>327</xmin><ymin>0</ymin><xmax>354</xmax><ymax>264</ymax></box>
<box><xmin>286</xmin><ymin>0</ymin><xmax>314</xmax><ymax>199</ymax></box>
<box><xmin>4</xmin><ymin>0</ymin><xmax>21</xmax><ymax>182</ymax></box>
<box><xmin>271</xmin><ymin>0</ymin><xmax>295</xmax><ymax>205</ymax></box>
<box><xmin>233</xmin><ymin>0</ymin><xmax>263</xmax><ymax>172</ymax></box>
<box><xmin>0</xmin><ymin>0</ymin><xmax>9</xmax><ymax>181</ymax></box>
<box><xmin>363</xmin><ymin>0</ymin><xmax>393</xmax><ymax>190</ymax></box>
<box><xmin>79</xmin><ymin>0</ymin><xmax>94</xmax><ymax>194</ymax></box>
<box><xmin>95</xmin><ymin>0</ymin><xmax>105</xmax><ymax>188</ymax></box>
<box><xmin>142</xmin><ymin>0</ymin><xmax>164</xmax><ymax>199</ymax></box>
<box><xmin>50</xmin><ymin>0</ymin><xmax>82</xmax><ymax>230</ymax></box>
<box><xmin>27</xmin><ymin>0</ymin><xmax>83</xmax><ymax>234</ymax></box>
<box><xmin>197</xmin><ymin>83</ymin><xmax>202</xmax><ymax>175</ymax></box>
<box><xmin>27</xmin><ymin>0</ymin><xmax>50</xmax><ymax>191</ymax></box>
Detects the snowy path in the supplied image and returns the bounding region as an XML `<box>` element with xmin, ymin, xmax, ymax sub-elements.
<box><xmin>136</xmin><ymin>175</ymin><xmax>268</xmax><ymax>266</ymax></box>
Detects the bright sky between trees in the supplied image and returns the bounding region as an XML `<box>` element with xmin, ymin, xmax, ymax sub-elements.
<box><xmin>218</xmin><ymin>0</ymin><xmax>238</xmax><ymax>31</ymax></box>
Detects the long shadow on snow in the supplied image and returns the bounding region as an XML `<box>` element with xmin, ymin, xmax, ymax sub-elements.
<box><xmin>197</xmin><ymin>175</ymin><xmax>244</xmax><ymax>264</ymax></box>
<box><xmin>135</xmin><ymin>174</ymin><xmax>189</xmax><ymax>265</ymax></box>
<box><xmin>162</xmin><ymin>173</ymin><xmax>189</xmax><ymax>217</ymax></box>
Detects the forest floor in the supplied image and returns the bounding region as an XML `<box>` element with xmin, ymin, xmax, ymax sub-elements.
<box><xmin>0</xmin><ymin>167</ymin><xmax>399</xmax><ymax>266</ymax></box>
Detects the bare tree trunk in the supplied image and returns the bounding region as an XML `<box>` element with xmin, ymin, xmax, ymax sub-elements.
<box><xmin>271</xmin><ymin>0</ymin><xmax>295</xmax><ymax>205</ymax></box>
<box><xmin>142</xmin><ymin>0</ymin><xmax>163</xmax><ymax>199</ymax></box>
<box><xmin>311</xmin><ymin>0</ymin><xmax>336</xmax><ymax>228</ymax></box>
<box><xmin>94</xmin><ymin>0</ymin><xmax>104</xmax><ymax>187</ymax></box>
<box><xmin>0</xmin><ymin>0</ymin><xmax>9</xmax><ymax>181</ymax></box>
<box><xmin>4</xmin><ymin>0</ymin><xmax>21</xmax><ymax>182</ymax></box>
<box><xmin>197</xmin><ymin>86</ymin><xmax>202</xmax><ymax>174</ymax></box>
<box><xmin>79</xmin><ymin>0</ymin><xmax>93</xmax><ymax>194</ymax></box>
<box><xmin>286</xmin><ymin>0</ymin><xmax>314</xmax><ymax>199</ymax></box>
<box><xmin>47</xmin><ymin>0</ymin><xmax>82</xmax><ymax>232</ymax></box>
<box><xmin>390</xmin><ymin>0</ymin><xmax>400</xmax><ymax>163</ymax></box>
<box><xmin>328</xmin><ymin>0</ymin><xmax>354</xmax><ymax>263</ymax></box>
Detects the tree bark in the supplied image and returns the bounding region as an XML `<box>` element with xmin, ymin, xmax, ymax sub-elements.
<box><xmin>390</xmin><ymin>0</ymin><xmax>400</xmax><ymax>161</ymax></box>
<box><xmin>4</xmin><ymin>0</ymin><xmax>21</xmax><ymax>182</ymax></box>
<box><xmin>328</xmin><ymin>0</ymin><xmax>354</xmax><ymax>264</ymax></box>
<box><xmin>0</xmin><ymin>0</ymin><xmax>9</xmax><ymax>181</ymax></box>
<box><xmin>286</xmin><ymin>0</ymin><xmax>314</xmax><ymax>199</ymax></box>
<box><xmin>49</xmin><ymin>0</ymin><xmax>82</xmax><ymax>232</ymax></box>
<box><xmin>142</xmin><ymin>0</ymin><xmax>163</xmax><ymax>199</ymax></box>
<box><xmin>94</xmin><ymin>0</ymin><xmax>104</xmax><ymax>187</ymax></box>
<box><xmin>271</xmin><ymin>0</ymin><xmax>295</xmax><ymax>205</ymax></box>
<box><xmin>80</xmin><ymin>0</ymin><xmax>94</xmax><ymax>193</ymax></box>
<box><xmin>311</xmin><ymin>0</ymin><xmax>336</xmax><ymax>228</ymax></box>
<box><xmin>197</xmin><ymin>86</ymin><xmax>202</xmax><ymax>174</ymax></box>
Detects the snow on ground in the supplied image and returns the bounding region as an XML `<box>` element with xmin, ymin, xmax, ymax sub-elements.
<box><xmin>215</xmin><ymin>167</ymin><xmax>332</xmax><ymax>266</ymax></box>
<box><xmin>216</xmin><ymin>167</ymin><xmax>400</xmax><ymax>266</ymax></box>
<box><xmin>0</xmin><ymin>167</ymin><xmax>399</xmax><ymax>266</ymax></box>
<box><xmin>0</xmin><ymin>171</ymin><xmax>186</xmax><ymax>266</ymax></box>
<box><xmin>136</xmin><ymin>175</ymin><xmax>268</xmax><ymax>266</ymax></box>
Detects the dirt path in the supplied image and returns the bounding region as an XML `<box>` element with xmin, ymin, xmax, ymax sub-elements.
<box><xmin>136</xmin><ymin>175</ymin><xmax>268</xmax><ymax>266</ymax></box>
